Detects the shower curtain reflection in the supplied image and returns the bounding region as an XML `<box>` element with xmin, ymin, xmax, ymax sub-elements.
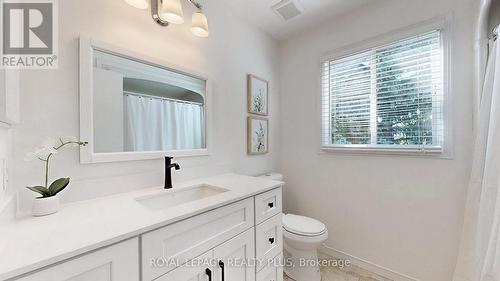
<box><xmin>124</xmin><ymin>94</ymin><xmax>205</xmax><ymax>152</ymax></box>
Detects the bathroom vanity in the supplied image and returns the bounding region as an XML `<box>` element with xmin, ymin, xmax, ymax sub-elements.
<box><xmin>0</xmin><ymin>38</ymin><xmax>285</xmax><ymax>281</ymax></box>
<box><xmin>0</xmin><ymin>174</ymin><xmax>283</xmax><ymax>281</ymax></box>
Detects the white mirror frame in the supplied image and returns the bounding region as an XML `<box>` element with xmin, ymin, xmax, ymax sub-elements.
<box><xmin>79</xmin><ymin>36</ymin><xmax>212</xmax><ymax>163</ymax></box>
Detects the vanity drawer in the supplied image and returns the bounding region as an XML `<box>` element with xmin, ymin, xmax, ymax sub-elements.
<box><xmin>255</xmin><ymin>187</ymin><xmax>282</xmax><ymax>225</ymax></box>
<box><xmin>142</xmin><ymin>198</ymin><xmax>254</xmax><ymax>281</ymax></box>
<box><xmin>14</xmin><ymin>238</ymin><xmax>139</xmax><ymax>281</ymax></box>
<box><xmin>256</xmin><ymin>214</ymin><xmax>283</xmax><ymax>271</ymax></box>
<box><xmin>257</xmin><ymin>252</ymin><xmax>284</xmax><ymax>281</ymax></box>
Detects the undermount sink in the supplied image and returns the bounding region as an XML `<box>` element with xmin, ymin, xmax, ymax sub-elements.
<box><xmin>135</xmin><ymin>184</ymin><xmax>229</xmax><ymax>211</ymax></box>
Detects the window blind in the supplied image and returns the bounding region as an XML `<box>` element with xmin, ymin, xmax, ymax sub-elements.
<box><xmin>321</xmin><ymin>30</ymin><xmax>444</xmax><ymax>153</ymax></box>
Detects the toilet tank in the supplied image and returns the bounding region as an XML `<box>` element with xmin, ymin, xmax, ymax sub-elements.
<box><xmin>258</xmin><ymin>173</ymin><xmax>283</xmax><ymax>181</ymax></box>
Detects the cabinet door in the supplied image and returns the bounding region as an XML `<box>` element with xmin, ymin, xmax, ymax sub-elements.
<box><xmin>256</xmin><ymin>214</ymin><xmax>282</xmax><ymax>271</ymax></box>
<box><xmin>155</xmin><ymin>251</ymin><xmax>214</xmax><ymax>281</ymax></box>
<box><xmin>15</xmin><ymin>238</ymin><xmax>139</xmax><ymax>281</ymax></box>
<box><xmin>142</xmin><ymin>198</ymin><xmax>254</xmax><ymax>280</ymax></box>
<box><xmin>213</xmin><ymin>228</ymin><xmax>255</xmax><ymax>281</ymax></box>
<box><xmin>256</xmin><ymin>253</ymin><xmax>283</xmax><ymax>281</ymax></box>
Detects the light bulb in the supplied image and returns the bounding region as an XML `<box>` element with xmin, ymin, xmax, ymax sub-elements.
<box><xmin>191</xmin><ymin>11</ymin><xmax>209</xmax><ymax>37</ymax></box>
<box><xmin>161</xmin><ymin>0</ymin><xmax>184</xmax><ymax>24</ymax></box>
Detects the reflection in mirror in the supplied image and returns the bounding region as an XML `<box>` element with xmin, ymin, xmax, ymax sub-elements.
<box><xmin>92</xmin><ymin>49</ymin><xmax>206</xmax><ymax>154</ymax></box>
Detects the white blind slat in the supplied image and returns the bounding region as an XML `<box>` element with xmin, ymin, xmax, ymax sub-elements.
<box><xmin>321</xmin><ymin>30</ymin><xmax>444</xmax><ymax>150</ymax></box>
<box><xmin>333</xmin><ymin>50</ymin><xmax>441</xmax><ymax>78</ymax></box>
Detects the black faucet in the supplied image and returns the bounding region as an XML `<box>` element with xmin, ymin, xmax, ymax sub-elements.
<box><xmin>164</xmin><ymin>156</ymin><xmax>180</xmax><ymax>189</ymax></box>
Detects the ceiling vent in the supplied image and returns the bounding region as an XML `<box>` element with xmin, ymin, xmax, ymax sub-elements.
<box><xmin>272</xmin><ymin>0</ymin><xmax>303</xmax><ymax>21</ymax></box>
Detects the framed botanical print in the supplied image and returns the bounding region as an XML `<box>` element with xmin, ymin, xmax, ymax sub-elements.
<box><xmin>247</xmin><ymin>116</ymin><xmax>268</xmax><ymax>155</ymax></box>
<box><xmin>247</xmin><ymin>74</ymin><xmax>268</xmax><ymax>116</ymax></box>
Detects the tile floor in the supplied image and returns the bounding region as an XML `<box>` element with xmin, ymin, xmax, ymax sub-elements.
<box><xmin>283</xmin><ymin>253</ymin><xmax>393</xmax><ymax>281</ymax></box>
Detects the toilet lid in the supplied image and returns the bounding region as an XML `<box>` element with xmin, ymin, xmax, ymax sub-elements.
<box><xmin>282</xmin><ymin>214</ymin><xmax>326</xmax><ymax>236</ymax></box>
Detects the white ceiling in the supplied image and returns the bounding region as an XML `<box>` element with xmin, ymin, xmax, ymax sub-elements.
<box><xmin>222</xmin><ymin>0</ymin><xmax>377</xmax><ymax>40</ymax></box>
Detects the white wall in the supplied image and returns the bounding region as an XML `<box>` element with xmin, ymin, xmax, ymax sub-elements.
<box><xmin>13</xmin><ymin>0</ymin><xmax>281</xmax><ymax>212</ymax></box>
<box><xmin>0</xmin><ymin>69</ymin><xmax>17</xmax><ymax>214</ymax></box>
<box><xmin>279</xmin><ymin>0</ymin><xmax>474</xmax><ymax>280</ymax></box>
<box><xmin>0</xmin><ymin>127</ymin><xmax>11</xmax><ymax>201</ymax></box>
<box><xmin>0</xmin><ymin>126</ymin><xmax>15</xmax><ymax>222</ymax></box>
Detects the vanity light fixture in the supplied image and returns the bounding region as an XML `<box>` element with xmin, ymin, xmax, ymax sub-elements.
<box><xmin>125</xmin><ymin>0</ymin><xmax>209</xmax><ymax>37</ymax></box>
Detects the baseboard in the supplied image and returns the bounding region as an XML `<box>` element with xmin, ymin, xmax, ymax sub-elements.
<box><xmin>319</xmin><ymin>244</ymin><xmax>420</xmax><ymax>281</ymax></box>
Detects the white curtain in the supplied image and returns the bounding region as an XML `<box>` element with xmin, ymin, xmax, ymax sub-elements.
<box><xmin>124</xmin><ymin>94</ymin><xmax>204</xmax><ymax>151</ymax></box>
<box><xmin>453</xmin><ymin>39</ymin><xmax>500</xmax><ymax>281</ymax></box>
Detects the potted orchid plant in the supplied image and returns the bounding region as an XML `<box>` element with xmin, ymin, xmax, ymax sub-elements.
<box><xmin>24</xmin><ymin>136</ymin><xmax>88</xmax><ymax>216</ymax></box>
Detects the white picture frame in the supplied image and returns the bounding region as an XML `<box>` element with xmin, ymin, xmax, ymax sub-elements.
<box><xmin>247</xmin><ymin>116</ymin><xmax>268</xmax><ymax>155</ymax></box>
<box><xmin>247</xmin><ymin>74</ymin><xmax>268</xmax><ymax>116</ymax></box>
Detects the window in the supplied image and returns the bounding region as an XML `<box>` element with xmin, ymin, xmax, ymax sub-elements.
<box><xmin>321</xmin><ymin>30</ymin><xmax>446</xmax><ymax>154</ymax></box>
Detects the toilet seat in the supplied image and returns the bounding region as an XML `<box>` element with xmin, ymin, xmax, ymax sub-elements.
<box><xmin>283</xmin><ymin>214</ymin><xmax>326</xmax><ymax>237</ymax></box>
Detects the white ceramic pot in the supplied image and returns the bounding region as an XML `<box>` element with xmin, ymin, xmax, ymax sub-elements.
<box><xmin>32</xmin><ymin>196</ymin><xmax>60</xmax><ymax>217</ymax></box>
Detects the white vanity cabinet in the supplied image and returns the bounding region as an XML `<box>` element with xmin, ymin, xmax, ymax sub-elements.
<box><xmin>144</xmin><ymin>187</ymin><xmax>283</xmax><ymax>281</ymax></box>
<box><xmin>154</xmin><ymin>251</ymin><xmax>214</xmax><ymax>281</ymax></box>
<box><xmin>254</xmin><ymin>188</ymin><xmax>284</xmax><ymax>280</ymax></box>
<box><xmin>157</xmin><ymin>228</ymin><xmax>256</xmax><ymax>281</ymax></box>
<box><xmin>141</xmin><ymin>198</ymin><xmax>255</xmax><ymax>280</ymax></box>
<box><xmin>256</xmin><ymin>255</ymin><xmax>284</xmax><ymax>281</ymax></box>
<box><xmin>213</xmin><ymin>228</ymin><xmax>256</xmax><ymax>281</ymax></box>
<box><xmin>7</xmin><ymin>185</ymin><xmax>283</xmax><ymax>281</ymax></box>
<box><xmin>14</xmin><ymin>238</ymin><xmax>139</xmax><ymax>281</ymax></box>
<box><xmin>255</xmin><ymin>188</ymin><xmax>282</xmax><ymax>224</ymax></box>
<box><xmin>256</xmin><ymin>214</ymin><xmax>283</xmax><ymax>271</ymax></box>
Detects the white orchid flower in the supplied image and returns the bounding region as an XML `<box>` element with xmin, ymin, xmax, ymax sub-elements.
<box><xmin>34</xmin><ymin>146</ymin><xmax>58</xmax><ymax>160</ymax></box>
<box><xmin>25</xmin><ymin>136</ymin><xmax>88</xmax><ymax>198</ymax></box>
<box><xmin>60</xmin><ymin>136</ymin><xmax>78</xmax><ymax>143</ymax></box>
<box><xmin>59</xmin><ymin>136</ymin><xmax>80</xmax><ymax>147</ymax></box>
<box><xmin>25</xmin><ymin>136</ymin><xmax>83</xmax><ymax>162</ymax></box>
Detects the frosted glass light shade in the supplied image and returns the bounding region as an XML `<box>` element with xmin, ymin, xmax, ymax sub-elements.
<box><xmin>124</xmin><ymin>0</ymin><xmax>148</xmax><ymax>9</ymax></box>
<box><xmin>191</xmin><ymin>12</ymin><xmax>209</xmax><ymax>37</ymax></box>
<box><xmin>161</xmin><ymin>0</ymin><xmax>184</xmax><ymax>24</ymax></box>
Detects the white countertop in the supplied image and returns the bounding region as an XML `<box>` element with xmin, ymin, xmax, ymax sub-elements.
<box><xmin>0</xmin><ymin>174</ymin><xmax>283</xmax><ymax>281</ymax></box>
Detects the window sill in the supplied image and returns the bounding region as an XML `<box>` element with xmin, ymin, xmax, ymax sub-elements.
<box><xmin>319</xmin><ymin>146</ymin><xmax>451</xmax><ymax>159</ymax></box>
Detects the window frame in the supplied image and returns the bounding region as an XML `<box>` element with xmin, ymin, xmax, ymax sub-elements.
<box><xmin>318</xmin><ymin>16</ymin><xmax>453</xmax><ymax>158</ymax></box>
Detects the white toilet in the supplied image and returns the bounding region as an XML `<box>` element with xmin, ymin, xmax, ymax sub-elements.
<box><xmin>282</xmin><ymin>214</ymin><xmax>328</xmax><ymax>281</ymax></box>
<box><xmin>258</xmin><ymin>173</ymin><xmax>329</xmax><ymax>281</ymax></box>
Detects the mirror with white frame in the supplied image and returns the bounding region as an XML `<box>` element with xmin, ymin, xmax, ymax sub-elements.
<box><xmin>79</xmin><ymin>38</ymin><xmax>210</xmax><ymax>163</ymax></box>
